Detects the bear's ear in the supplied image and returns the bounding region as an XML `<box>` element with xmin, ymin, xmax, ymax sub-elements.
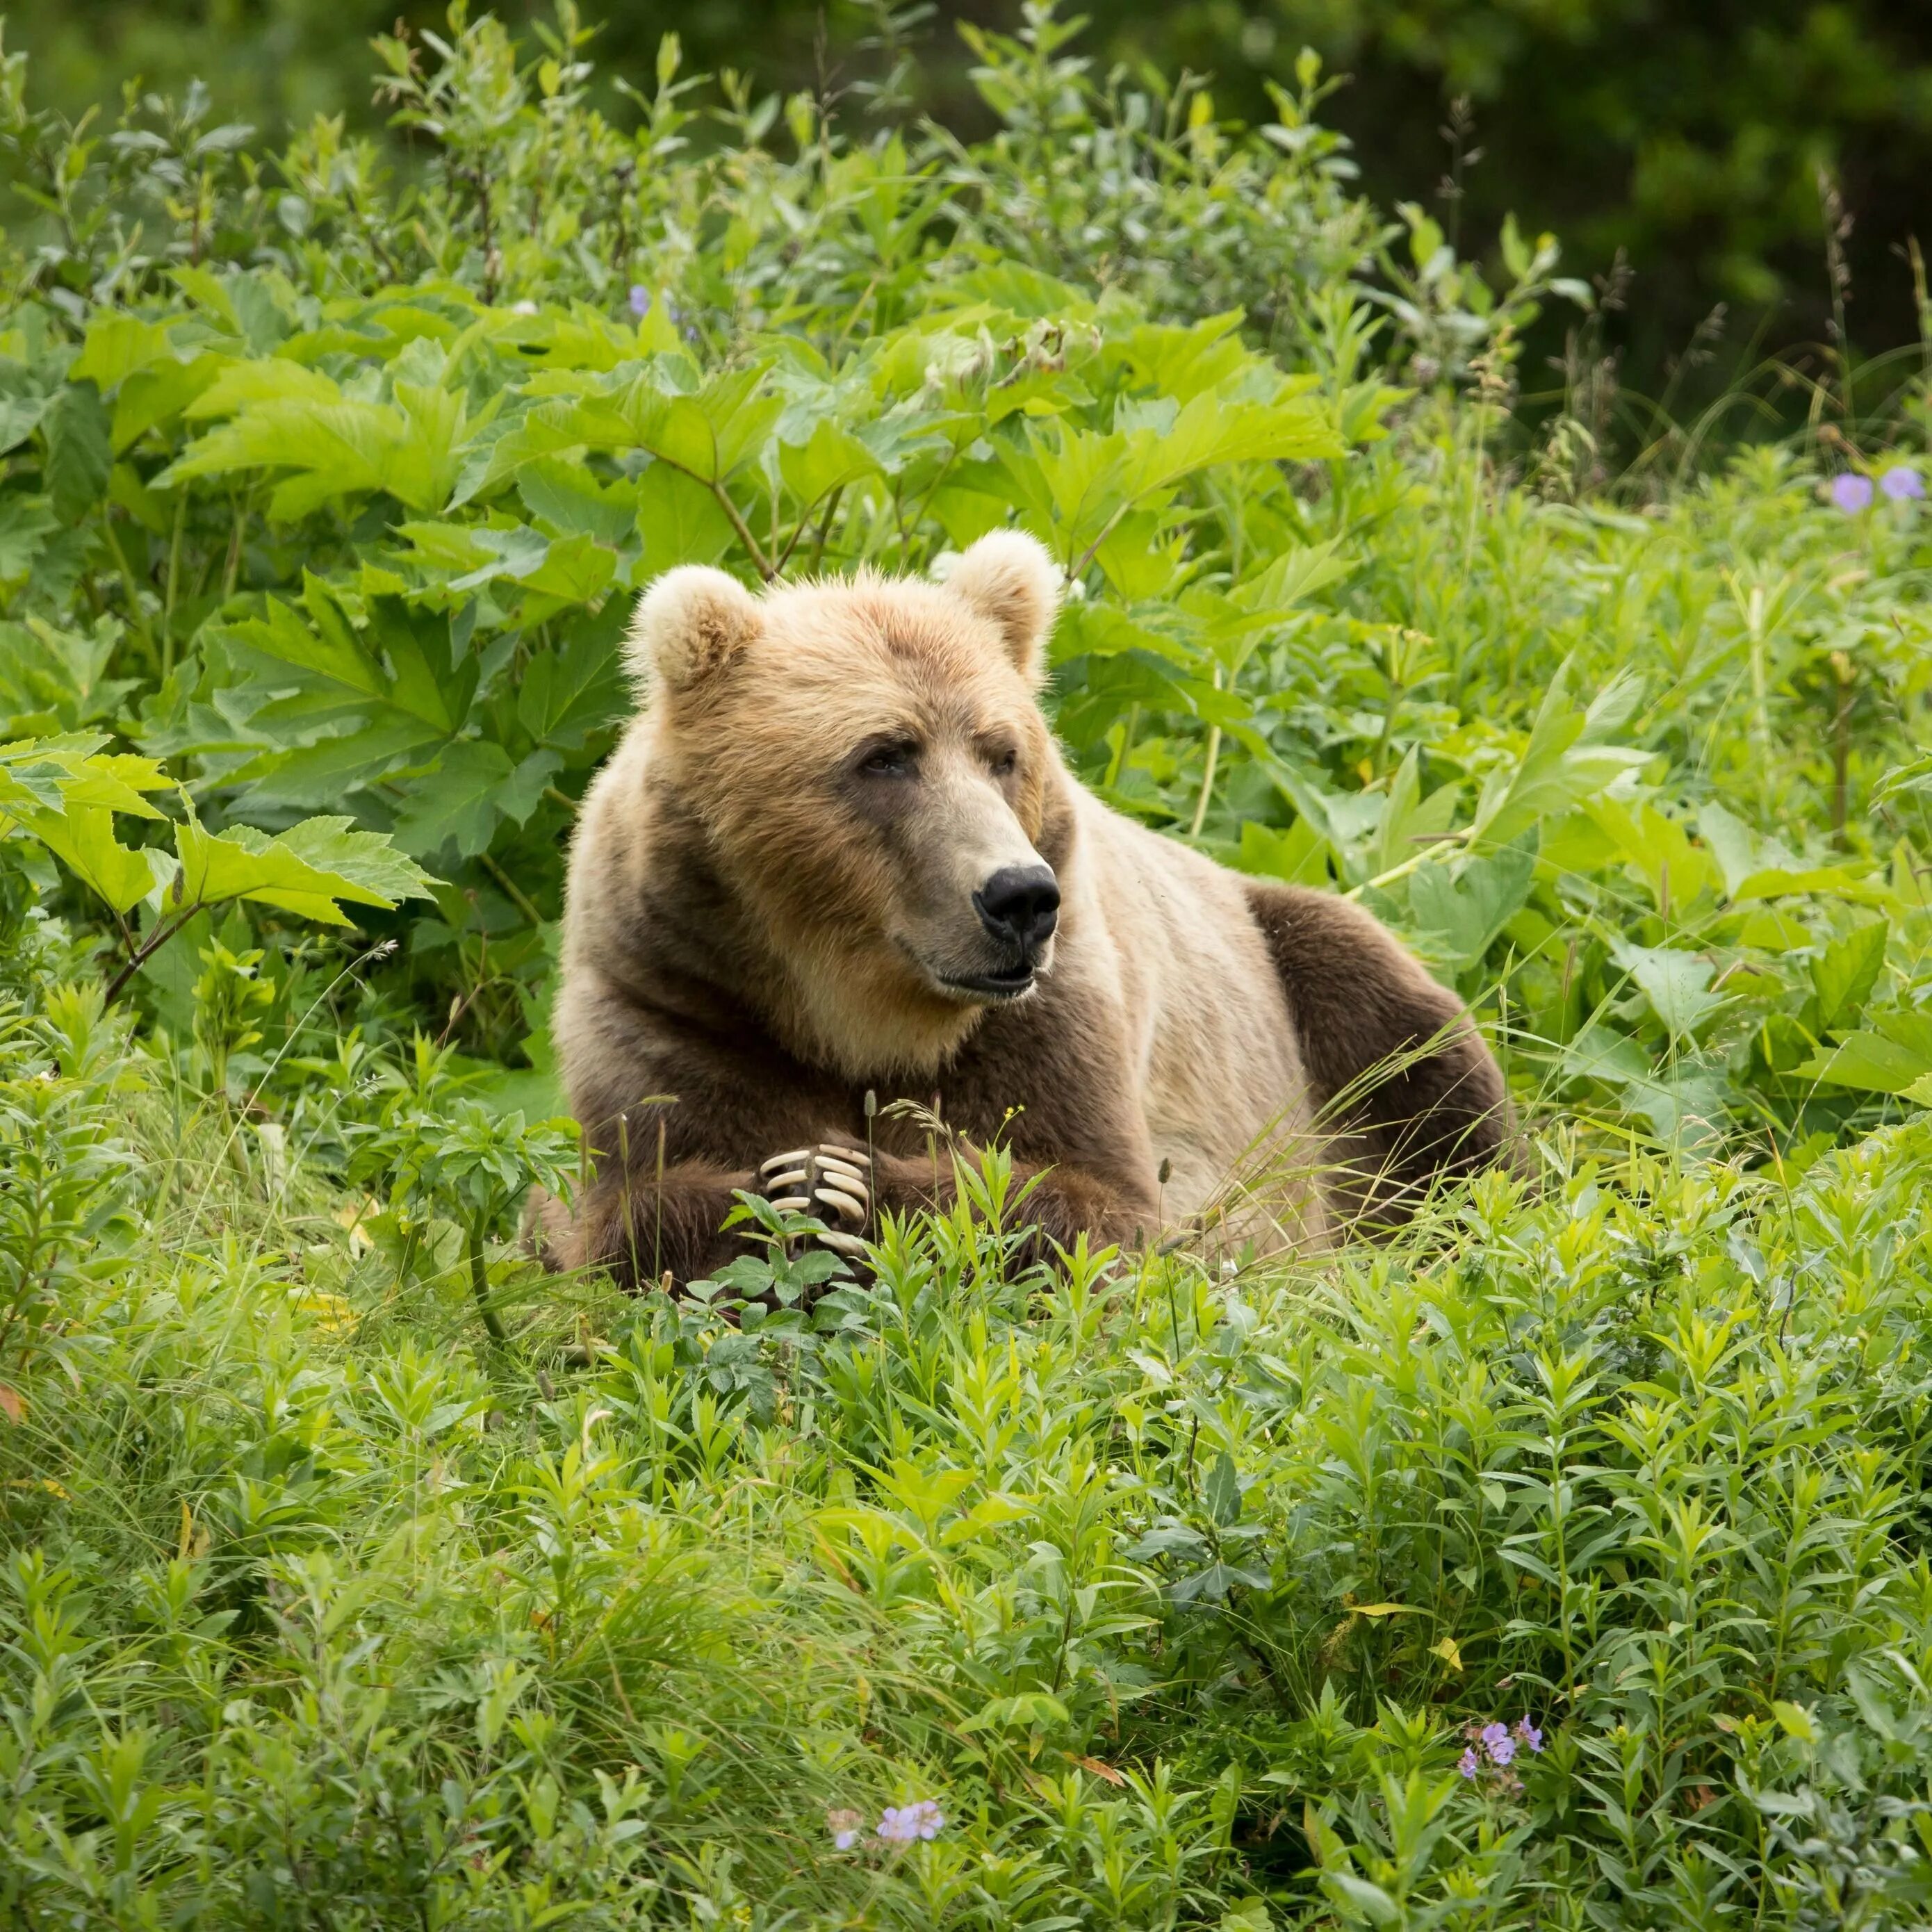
<box><xmin>942</xmin><ymin>530</ymin><xmax>1061</xmax><ymax>685</ymax></box>
<box><xmin>627</xmin><ymin>566</ymin><xmax>763</xmax><ymax>698</ymax></box>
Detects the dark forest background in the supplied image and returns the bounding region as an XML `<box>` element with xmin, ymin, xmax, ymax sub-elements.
<box><xmin>11</xmin><ymin>0</ymin><xmax>1932</xmax><ymax>398</ymax></box>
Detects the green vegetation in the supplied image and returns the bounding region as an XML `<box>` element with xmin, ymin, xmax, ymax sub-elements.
<box><xmin>2</xmin><ymin>5</ymin><xmax>1932</xmax><ymax>1924</ymax></box>
<box><xmin>9</xmin><ymin>0</ymin><xmax>1931</xmax><ymax>395</ymax></box>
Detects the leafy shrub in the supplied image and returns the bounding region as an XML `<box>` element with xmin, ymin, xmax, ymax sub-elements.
<box><xmin>0</xmin><ymin>4</ymin><xmax>1931</xmax><ymax>1926</ymax></box>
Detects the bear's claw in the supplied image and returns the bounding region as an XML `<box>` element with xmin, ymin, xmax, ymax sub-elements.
<box><xmin>756</xmin><ymin>1143</ymin><xmax>874</xmax><ymax>1256</ymax></box>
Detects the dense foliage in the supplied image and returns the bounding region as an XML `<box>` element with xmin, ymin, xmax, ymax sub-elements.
<box><xmin>9</xmin><ymin>0</ymin><xmax>1931</xmax><ymax>395</ymax></box>
<box><xmin>2</xmin><ymin>5</ymin><xmax>1932</xmax><ymax>1925</ymax></box>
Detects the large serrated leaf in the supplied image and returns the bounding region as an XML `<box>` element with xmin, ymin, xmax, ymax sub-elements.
<box><xmin>174</xmin><ymin>815</ymin><xmax>431</xmax><ymax>926</ymax></box>
<box><xmin>8</xmin><ymin>801</ymin><xmax>171</xmax><ymax>912</ymax></box>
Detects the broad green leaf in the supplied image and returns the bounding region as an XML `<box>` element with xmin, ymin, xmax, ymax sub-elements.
<box><xmin>1002</xmin><ymin>386</ymin><xmax>1342</xmax><ymax>568</ymax></box>
<box><xmin>1699</xmin><ymin>799</ymin><xmax>1889</xmax><ymax>905</ymax></box>
<box><xmin>1370</xmin><ymin>748</ymin><xmax>1459</xmax><ymax>876</ymax></box>
<box><xmin>1811</xmin><ymin>920</ymin><xmax>1888</xmax><ymax>1033</ymax></box>
<box><xmin>634</xmin><ymin>461</ymin><xmax>735</xmax><ymax>579</ymax></box>
<box><xmin>0</xmin><ymin>735</ymin><xmax>172</xmax><ymax>817</ymax></box>
<box><xmin>1582</xmin><ymin>795</ymin><xmax>1715</xmax><ymax>912</ymax></box>
<box><xmin>390</xmin><ymin>741</ymin><xmax>518</xmax><ymax>859</ymax></box>
<box><xmin>1321</xmin><ymin>1874</ymin><xmax>1399</xmax><ymax>1926</ymax></box>
<box><xmin>485</xmin><ymin>361</ymin><xmax>780</xmax><ymax>496</ymax></box>
<box><xmin>778</xmin><ymin>417</ymin><xmax>882</xmax><ymax>508</ymax></box>
<box><xmin>956</xmin><ymin>1692</ymin><xmax>1071</xmax><ymax>1735</ymax></box>
<box><xmin>72</xmin><ymin>313</ymin><xmax>183</xmax><ymax>393</ymax></box>
<box><xmin>42</xmin><ymin>384</ymin><xmax>115</xmax><ymax>524</ymax></box>
<box><xmin>519</xmin><ymin>532</ymin><xmax>616</xmax><ymax>609</ymax></box>
<box><xmin>1610</xmin><ymin>939</ymin><xmax>1726</xmax><ymax>1042</ymax></box>
<box><xmin>0</xmin><ymin>618</ymin><xmax>144</xmax><ymax>735</ymax></box>
<box><xmin>112</xmin><ymin>352</ymin><xmax>227</xmax><ymax>453</ymax></box>
<box><xmin>0</xmin><ymin>498</ymin><xmax>58</xmax><ymax>580</ymax></box>
<box><xmin>1771</xmin><ymin>1701</ymin><xmax>1819</xmax><ymax>1744</ymax></box>
<box><xmin>1470</xmin><ymin>660</ymin><xmax>1646</xmax><ymax>850</ymax></box>
<box><xmin>1114</xmin><ymin>311</ymin><xmax>1254</xmax><ymax>402</ymax></box>
<box><xmin>0</xmin><ymin>365</ymin><xmax>56</xmax><ymax>455</ymax></box>
<box><xmin>1235</xmin><ymin>816</ymin><xmax>1331</xmax><ymax>886</ymax></box>
<box><xmin>270</xmin><ymin>817</ymin><xmax>438</xmax><ymax>906</ymax></box>
<box><xmin>164</xmin><ymin>361</ymin><xmax>484</xmax><ymax>518</ymax></box>
<box><xmin>6</xmin><ymin>801</ymin><xmax>170</xmax><ymax>912</ymax></box>
<box><xmin>1407</xmin><ymin>837</ymin><xmax>1535</xmax><ymax>970</ymax></box>
<box><xmin>1204</xmin><ymin>1450</ymin><xmax>1242</xmax><ymax>1527</ymax></box>
<box><xmin>220</xmin><ymin>587</ymin><xmax>473</xmax><ymax>808</ymax></box>
<box><xmin>517</xmin><ymin>603</ymin><xmax>630</xmax><ymax>750</ymax></box>
<box><xmin>516</xmin><ymin>457</ymin><xmax>639</xmax><ymax>546</ymax></box>
<box><xmin>1799</xmin><ymin>1013</ymin><xmax>1932</xmax><ymax>1095</ymax></box>
<box><xmin>1232</xmin><ymin>539</ymin><xmax>1352</xmax><ymax>613</ymax></box>
<box><xmin>174</xmin><ymin>815</ymin><xmax>426</xmax><ymax>925</ymax></box>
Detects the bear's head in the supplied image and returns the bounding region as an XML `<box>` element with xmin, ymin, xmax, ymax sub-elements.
<box><xmin>625</xmin><ymin>530</ymin><xmax>1074</xmax><ymax>1077</ymax></box>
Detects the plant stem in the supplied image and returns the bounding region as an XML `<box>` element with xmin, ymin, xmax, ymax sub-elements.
<box><xmin>1104</xmin><ymin>703</ymin><xmax>1139</xmax><ymax>790</ymax></box>
<box><xmin>705</xmin><ymin>477</ymin><xmax>776</xmax><ymax>582</ymax></box>
<box><xmin>99</xmin><ymin>516</ymin><xmax>156</xmax><ymax>662</ymax></box>
<box><xmin>468</xmin><ymin>1220</ymin><xmax>508</xmax><ymax>1345</ymax></box>
<box><xmin>163</xmin><ymin>492</ymin><xmax>186</xmax><ymax>673</ymax></box>
<box><xmin>1831</xmin><ymin>650</ymin><xmax>1853</xmax><ymax>849</ymax></box>
<box><xmin>1188</xmin><ymin>670</ymin><xmax>1225</xmax><ymax>839</ymax></box>
<box><xmin>1342</xmin><ymin>829</ymin><xmax>1474</xmax><ymax>902</ymax></box>
<box><xmin>480</xmin><ymin>851</ymin><xmax>543</xmax><ymax>927</ymax></box>
<box><xmin>104</xmin><ymin>903</ymin><xmax>204</xmax><ymax>1005</ymax></box>
<box><xmin>221</xmin><ymin>496</ymin><xmax>245</xmax><ymax>601</ymax></box>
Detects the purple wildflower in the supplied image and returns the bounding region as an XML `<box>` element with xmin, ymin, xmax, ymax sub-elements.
<box><xmin>1458</xmin><ymin>1747</ymin><xmax>1480</xmax><ymax>1779</ymax></box>
<box><xmin>628</xmin><ymin>285</ymin><xmax>651</xmax><ymax>319</ymax></box>
<box><xmin>877</xmin><ymin>1799</ymin><xmax>944</xmax><ymax>1844</ymax></box>
<box><xmin>1831</xmin><ymin>473</ymin><xmax>1875</xmax><ymax>514</ymax></box>
<box><xmin>1881</xmin><ymin>466</ymin><xmax>1925</xmax><ymax>502</ymax></box>
<box><xmin>1480</xmin><ymin>1722</ymin><xmax>1516</xmax><ymax>1767</ymax></box>
<box><xmin>1514</xmin><ymin>1719</ymin><xmax>1544</xmax><ymax>1753</ymax></box>
<box><xmin>827</xmin><ymin>1808</ymin><xmax>862</xmax><ymax>1850</ymax></box>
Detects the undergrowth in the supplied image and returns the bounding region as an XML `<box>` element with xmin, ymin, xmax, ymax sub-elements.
<box><xmin>1</xmin><ymin>3</ymin><xmax>1931</xmax><ymax>1926</ymax></box>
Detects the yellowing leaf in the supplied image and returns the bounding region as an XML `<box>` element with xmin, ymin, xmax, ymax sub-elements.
<box><xmin>1771</xmin><ymin>1700</ymin><xmax>1819</xmax><ymax>1744</ymax></box>
<box><xmin>1430</xmin><ymin>1636</ymin><xmax>1464</xmax><ymax>1669</ymax></box>
<box><xmin>293</xmin><ymin>1289</ymin><xmax>357</xmax><ymax>1336</ymax></box>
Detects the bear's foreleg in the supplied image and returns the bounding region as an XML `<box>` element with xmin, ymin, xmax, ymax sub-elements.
<box><xmin>863</xmin><ymin>1147</ymin><xmax>1151</xmax><ymax>1263</ymax></box>
<box><xmin>535</xmin><ymin>1145</ymin><xmax>1147</xmax><ymax>1290</ymax></box>
<box><xmin>547</xmin><ymin>1159</ymin><xmax>764</xmax><ymax>1291</ymax></box>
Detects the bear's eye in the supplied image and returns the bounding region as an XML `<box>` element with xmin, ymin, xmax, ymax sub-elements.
<box><xmin>988</xmin><ymin>746</ymin><xmax>1019</xmax><ymax>778</ymax></box>
<box><xmin>858</xmin><ymin>741</ymin><xmax>918</xmax><ymax>778</ymax></box>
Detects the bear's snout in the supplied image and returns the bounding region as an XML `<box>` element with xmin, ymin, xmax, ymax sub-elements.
<box><xmin>973</xmin><ymin>865</ymin><xmax>1061</xmax><ymax>955</ymax></box>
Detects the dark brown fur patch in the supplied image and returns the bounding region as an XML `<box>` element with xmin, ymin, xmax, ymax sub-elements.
<box><xmin>1241</xmin><ymin>882</ymin><xmax>1514</xmax><ymax>1223</ymax></box>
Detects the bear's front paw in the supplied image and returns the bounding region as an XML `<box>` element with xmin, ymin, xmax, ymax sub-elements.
<box><xmin>758</xmin><ymin>1143</ymin><xmax>872</xmax><ymax>1257</ymax></box>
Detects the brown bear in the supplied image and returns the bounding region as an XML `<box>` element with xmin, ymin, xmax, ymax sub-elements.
<box><xmin>543</xmin><ymin>530</ymin><xmax>1509</xmax><ymax>1288</ymax></box>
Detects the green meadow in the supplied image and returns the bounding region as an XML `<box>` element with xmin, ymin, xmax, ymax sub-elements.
<box><xmin>2</xmin><ymin>6</ymin><xmax>1932</xmax><ymax>1924</ymax></box>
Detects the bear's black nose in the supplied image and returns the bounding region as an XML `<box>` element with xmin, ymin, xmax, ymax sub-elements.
<box><xmin>974</xmin><ymin>865</ymin><xmax>1060</xmax><ymax>952</ymax></box>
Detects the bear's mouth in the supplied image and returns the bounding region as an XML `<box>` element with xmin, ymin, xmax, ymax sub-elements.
<box><xmin>940</xmin><ymin>960</ymin><xmax>1038</xmax><ymax>1000</ymax></box>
